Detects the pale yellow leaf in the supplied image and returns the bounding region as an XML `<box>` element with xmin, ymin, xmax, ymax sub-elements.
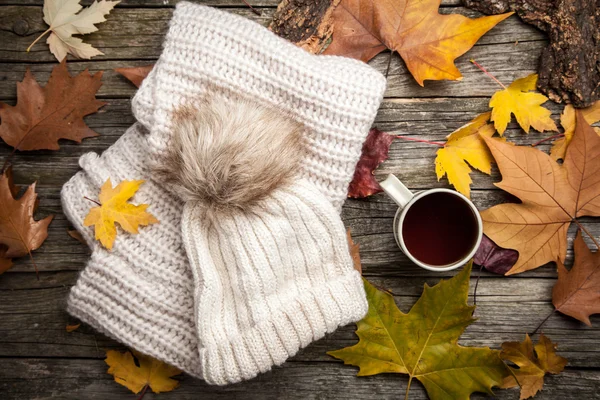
<box><xmin>550</xmin><ymin>101</ymin><xmax>600</xmax><ymax>160</ymax></box>
<box><xmin>83</xmin><ymin>179</ymin><xmax>159</xmax><ymax>250</ymax></box>
<box><xmin>105</xmin><ymin>349</ymin><xmax>181</xmax><ymax>394</ymax></box>
<box><xmin>490</xmin><ymin>74</ymin><xmax>558</xmax><ymax>135</ymax></box>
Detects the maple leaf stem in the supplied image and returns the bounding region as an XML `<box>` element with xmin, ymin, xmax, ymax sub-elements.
<box><xmin>574</xmin><ymin>221</ymin><xmax>600</xmax><ymax>249</ymax></box>
<box><xmin>473</xmin><ymin>264</ymin><xmax>484</xmax><ymax>306</ymax></box>
<box><xmin>470</xmin><ymin>59</ymin><xmax>507</xmax><ymax>90</ymax></box>
<box><xmin>531</xmin><ymin>133</ymin><xmax>565</xmax><ymax>147</ymax></box>
<box><xmin>27</xmin><ymin>28</ymin><xmax>52</xmax><ymax>53</ymax></box>
<box><xmin>405</xmin><ymin>377</ymin><xmax>413</xmax><ymax>400</ymax></box>
<box><xmin>136</xmin><ymin>384</ymin><xmax>149</xmax><ymax>400</ymax></box>
<box><xmin>530</xmin><ymin>309</ymin><xmax>556</xmax><ymax>336</ymax></box>
<box><xmin>241</xmin><ymin>0</ymin><xmax>261</xmax><ymax>15</ymax></box>
<box><xmin>395</xmin><ymin>135</ymin><xmax>445</xmax><ymax>147</ymax></box>
<box><xmin>83</xmin><ymin>196</ymin><xmax>101</xmax><ymax>206</ymax></box>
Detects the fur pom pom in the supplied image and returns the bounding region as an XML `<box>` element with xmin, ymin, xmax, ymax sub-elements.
<box><xmin>156</xmin><ymin>92</ymin><xmax>306</xmax><ymax>215</ymax></box>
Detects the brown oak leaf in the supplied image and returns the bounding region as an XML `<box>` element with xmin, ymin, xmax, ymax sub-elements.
<box><xmin>323</xmin><ymin>0</ymin><xmax>512</xmax><ymax>85</ymax></box>
<box><xmin>553</xmin><ymin>230</ymin><xmax>600</xmax><ymax>326</ymax></box>
<box><xmin>348</xmin><ymin>128</ymin><xmax>394</xmax><ymax>198</ymax></box>
<box><xmin>115</xmin><ymin>65</ymin><xmax>154</xmax><ymax>88</ymax></box>
<box><xmin>500</xmin><ymin>334</ymin><xmax>567</xmax><ymax>400</ymax></box>
<box><xmin>480</xmin><ymin>111</ymin><xmax>600</xmax><ymax>275</ymax></box>
<box><xmin>0</xmin><ymin>168</ymin><xmax>53</xmax><ymax>272</ymax></box>
<box><xmin>0</xmin><ymin>60</ymin><xmax>105</xmax><ymax>151</ymax></box>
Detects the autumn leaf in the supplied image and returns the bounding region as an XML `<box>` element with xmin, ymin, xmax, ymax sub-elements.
<box><xmin>105</xmin><ymin>349</ymin><xmax>181</xmax><ymax>395</ymax></box>
<box><xmin>435</xmin><ymin>112</ymin><xmax>497</xmax><ymax>198</ymax></box>
<box><xmin>323</xmin><ymin>0</ymin><xmax>512</xmax><ymax>85</ymax></box>
<box><xmin>552</xmin><ymin>230</ymin><xmax>600</xmax><ymax>326</ymax></box>
<box><xmin>550</xmin><ymin>101</ymin><xmax>600</xmax><ymax>161</ymax></box>
<box><xmin>115</xmin><ymin>65</ymin><xmax>154</xmax><ymax>88</ymax></box>
<box><xmin>66</xmin><ymin>323</ymin><xmax>81</xmax><ymax>332</ymax></box>
<box><xmin>480</xmin><ymin>111</ymin><xmax>600</xmax><ymax>275</ymax></box>
<box><xmin>0</xmin><ymin>61</ymin><xmax>105</xmax><ymax>151</ymax></box>
<box><xmin>489</xmin><ymin>74</ymin><xmax>558</xmax><ymax>135</ymax></box>
<box><xmin>328</xmin><ymin>263</ymin><xmax>509</xmax><ymax>399</ymax></box>
<box><xmin>27</xmin><ymin>0</ymin><xmax>120</xmax><ymax>61</ymax></box>
<box><xmin>0</xmin><ymin>246</ymin><xmax>13</xmax><ymax>274</ymax></box>
<box><xmin>346</xmin><ymin>229</ymin><xmax>362</xmax><ymax>274</ymax></box>
<box><xmin>500</xmin><ymin>334</ymin><xmax>567</xmax><ymax>400</ymax></box>
<box><xmin>348</xmin><ymin>128</ymin><xmax>395</xmax><ymax>198</ymax></box>
<box><xmin>0</xmin><ymin>167</ymin><xmax>53</xmax><ymax>273</ymax></box>
<box><xmin>67</xmin><ymin>229</ymin><xmax>86</xmax><ymax>245</ymax></box>
<box><xmin>473</xmin><ymin>234</ymin><xmax>518</xmax><ymax>275</ymax></box>
<box><xmin>84</xmin><ymin>179</ymin><xmax>158</xmax><ymax>250</ymax></box>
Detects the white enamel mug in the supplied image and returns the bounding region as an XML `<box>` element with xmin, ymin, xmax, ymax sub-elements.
<box><xmin>379</xmin><ymin>174</ymin><xmax>483</xmax><ymax>271</ymax></box>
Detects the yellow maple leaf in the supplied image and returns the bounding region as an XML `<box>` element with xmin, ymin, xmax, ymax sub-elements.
<box><xmin>550</xmin><ymin>101</ymin><xmax>600</xmax><ymax>160</ymax></box>
<box><xmin>84</xmin><ymin>179</ymin><xmax>158</xmax><ymax>250</ymax></box>
<box><xmin>490</xmin><ymin>74</ymin><xmax>558</xmax><ymax>135</ymax></box>
<box><xmin>435</xmin><ymin>112</ymin><xmax>497</xmax><ymax>198</ymax></box>
<box><xmin>105</xmin><ymin>349</ymin><xmax>181</xmax><ymax>394</ymax></box>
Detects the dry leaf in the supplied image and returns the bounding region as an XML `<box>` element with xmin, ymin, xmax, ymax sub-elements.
<box><xmin>0</xmin><ymin>167</ymin><xmax>53</xmax><ymax>261</ymax></box>
<box><xmin>0</xmin><ymin>246</ymin><xmax>13</xmax><ymax>274</ymax></box>
<box><xmin>67</xmin><ymin>229</ymin><xmax>86</xmax><ymax>245</ymax></box>
<box><xmin>115</xmin><ymin>65</ymin><xmax>154</xmax><ymax>88</ymax></box>
<box><xmin>323</xmin><ymin>0</ymin><xmax>512</xmax><ymax>85</ymax></box>
<box><xmin>473</xmin><ymin>234</ymin><xmax>518</xmax><ymax>275</ymax></box>
<box><xmin>84</xmin><ymin>179</ymin><xmax>158</xmax><ymax>250</ymax></box>
<box><xmin>105</xmin><ymin>349</ymin><xmax>181</xmax><ymax>394</ymax></box>
<box><xmin>490</xmin><ymin>74</ymin><xmax>558</xmax><ymax>135</ymax></box>
<box><xmin>480</xmin><ymin>111</ymin><xmax>600</xmax><ymax>275</ymax></box>
<box><xmin>346</xmin><ymin>229</ymin><xmax>362</xmax><ymax>274</ymax></box>
<box><xmin>435</xmin><ymin>112</ymin><xmax>497</xmax><ymax>198</ymax></box>
<box><xmin>348</xmin><ymin>128</ymin><xmax>395</xmax><ymax>198</ymax></box>
<box><xmin>0</xmin><ymin>61</ymin><xmax>105</xmax><ymax>151</ymax></box>
<box><xmin>550</xmin><ymin>101</ymin><xmax>600</xmax><ymax>161</ymax></box>
<box><xmin>500</xmin><ymin>334</ymin><xmax>567</xmax><ymax>400</ymax></box>
<box><xmin>552</xmin><ymin>230</ymin><xmax>600</xmax><ymax>326</ymax></box>
<box><xmin>28</xmin><ymin>0</ymin><xmax>120</xmax><ymax>61</ymax></box>
<box><xmin>66</xmin><ymin>323</ymin><xmax>81</xmax><ymax>332</ymax></box>
<box><xmin>328</xmin><ymin>263</ymin><xmax>509</xmax><ymax>399</ymax></box>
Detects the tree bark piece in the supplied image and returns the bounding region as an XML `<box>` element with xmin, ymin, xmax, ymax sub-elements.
<box><xmin>269</xmin><ymin>0</ymin><xmax>341</xmax><ymax>54</ymax></box>
<box><xmin>463</xmin><ymin>0</ymin><xmax>600</xmax><ymax>108</ymax></box>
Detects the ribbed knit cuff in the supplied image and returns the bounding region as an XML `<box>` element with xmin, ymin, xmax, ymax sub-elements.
<box><xmin>200</xmin><ymin>270</ymin><xmax>367</xmax><ymax>385</ymax></box>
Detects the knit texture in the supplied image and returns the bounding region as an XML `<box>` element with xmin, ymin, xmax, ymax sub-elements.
<box><xmin>62</xmin><ymin>2</ymin><xmax>386</xmax><ymax>383</ymax></box>
<box><xmin>132</xmin><ymin>2</ymin><xmax>387</xmax><ymax>211</ymax></box>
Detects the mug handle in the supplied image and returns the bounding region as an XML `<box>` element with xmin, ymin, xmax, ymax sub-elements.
<box><xmin>380</xmin><ymin>174</ymin><xmax>414</xmax><ymax>208</ymax></box>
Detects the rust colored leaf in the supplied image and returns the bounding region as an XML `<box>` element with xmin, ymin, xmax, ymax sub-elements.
<box><xmin>348</xmin><ymin>128</ymin><xmax>395</xmax><ymax>198</ymax></box>
<box><xmin>0</xmin><ymin>60</ymin><xmax>105</xmax><ymax>151</ymax></box>
<box><xmin>0</xmin><ymin>246</ymin><xmax>13</xmax><ymax>274</ymax></box>
<box><xmin>115</xmin><ymin>65</ymin><xmax>154</xmax><ymax>88</ymax></box>
<box><xmin>473</xmin><ymin>234</ymin><xmax>518</xmax><ymax>275</ymax></box>
<box><xmin>552</xmin><ymin>231</ymin><xmax>600</xmax><ymax>326</ymax></box>
<box><xmin>67</xmin><ymin>229</ymin><xmax>86</xmax><ymax>245</ymax></box>
<box><xmin>347</xmin><ymin>229</ymin><xmax>362</xmax><ymax>274</ymax></box>
<box><xmin>66</xmin><ymin>323</ymin><xmax>81</xmax><ymax>332</ymax></box>
<box><xmin>0</xmin><ymin>168</ymin><xmax>53</xmax><ymax>270</ymax></box>
<box><xmin>323</xmin><ymin>0</ymin><xmax>512</xmax><ymax>85</ymax></box>
<box><xmin>480</xmin><ymin>111</ymin><xmax>600</xmax><ymax>275</ymax></box>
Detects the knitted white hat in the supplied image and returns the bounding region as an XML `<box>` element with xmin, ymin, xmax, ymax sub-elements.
<box><xmin>62</xmin><ymin>1</ymin><xmax>386</xmax><ymax>382</ymax></box>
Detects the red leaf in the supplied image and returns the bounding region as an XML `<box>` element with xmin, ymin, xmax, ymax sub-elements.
<box><xmin>115</xmin><ymin>65</ymin><xmax>154</xmax><ymax>88</ymax></box>
<box><xmin>473</xmin><ymin>234</ymin><xmax>518</xmax><ymax>275</ymax></box>
<box><xmin>348</xmin><ymin>128</ymin><xmax>395</xmax><ymax>198</ymax></box>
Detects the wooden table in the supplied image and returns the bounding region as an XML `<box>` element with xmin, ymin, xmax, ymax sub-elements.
<box><xmin>1</xmin><ymin>1</ymin><xmax>599</xmax><ymax>398</ymax></box>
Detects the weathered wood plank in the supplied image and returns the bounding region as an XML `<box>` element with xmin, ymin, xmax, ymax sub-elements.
<box><xmin>0</xmin><ymin>357</ymin><xmax>598</xmax><ymax>400</ymax></box>
<box><xmin>0</xmin><ymin>0</ymin><xmax>464</xmax><ymax>7</ymax></box>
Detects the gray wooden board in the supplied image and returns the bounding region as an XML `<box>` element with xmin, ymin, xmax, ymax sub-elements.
<box><xmin>0</xmin><ymin>1</ymin><xmax>599</xmax><ymax>399</ymax></box>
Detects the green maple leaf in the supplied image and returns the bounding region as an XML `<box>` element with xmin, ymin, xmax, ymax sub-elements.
<box><xmin>328</xmin><ymin>263</ymin><xmax>509</xmax><ymax>400</ymax></box>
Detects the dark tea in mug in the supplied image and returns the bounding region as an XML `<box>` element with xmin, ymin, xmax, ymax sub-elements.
<box><xmin>401</xmin><ymin>191</ymin><xmax>479</xmax><ymax>266</ymax></box>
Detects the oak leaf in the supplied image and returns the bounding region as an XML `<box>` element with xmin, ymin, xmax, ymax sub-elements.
<box><xmin>500</xmin><ymin>334</ymin><xmax>567</xmax><ymax>400</ymax></box>
<box><xmin>105</xmin><ymin>349</ymin><xmax>181</xmax><ymax>395</ymax></box>
<box><xmin>84</xmin><ymin>179</ymin><xmax>159</xmax><ymax>250</ymax></box>
<box><xmin>473</xmin><ymin>234</ymin><xmax>518</xmax><ymax>275</ymax></box>
<box><xmin>435</xmin><ymin>112</ymin><xmax>497</xmax><ymax>198</ymax></box>
<box><xmin>323</xmin><ymin>0</ymin><xmax>512</xmax><ymax>85</ymax></box>
<box><xmin>328</xmin><ymin>263</ymin><xmax>509</xmax><ymax>399</ymax></box>
<box><xmin>0</xmin><ymin>61</ymin><xmax>105</xmax><ymax>151</ymax></box>
<box><xmin>550</xmin><ymin>101</ymin><xmax>600</xmax><ymax>161</ymax></box>
<box><xmin>480</xmin><ymin>111</ymin><xmax>600</xmax><ymax>275</ymax></box>
<box><xmin>348</xmin><ymin>128</ymin><xmax>395</xmax><ymax>198</ymax></box>
<box><xmin>0</xmin><ymin>168</ymin><xmax>53</xmax><ymax>269</ymax></box>
<box><xmin>346</xmin><ymin>229</ymin><xmax>362</xmax><ymax>274</ymax></box>
<box><xmin>28</xmin><ymin>0</ymin><xmax>120</xmax><ymax>61</ymax></box>
<box><xmin>552</xmin><ymin>230</ymin><xmax>600</xmax><ymax>326</ymax></box>
<box><xmin>490</xmin><ymin>74</ymin><xmax>558</xmax><ymax>135</ymax></box>
<box><xmin>115</xmin><ymin>65</ymin><xmax>154</xmax><ymax>88</ymax></box>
